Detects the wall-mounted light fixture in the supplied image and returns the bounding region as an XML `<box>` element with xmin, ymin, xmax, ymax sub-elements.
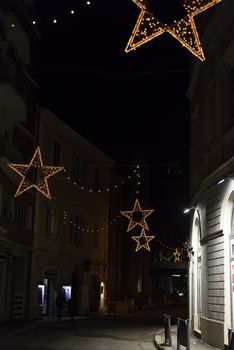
<box><xmin>217</xmin><ymin>175</ymin><xmax>233</xmax><ymax>185</ymax></box>
<box><xmin>184</xmin><ymin>206</ymin><xmax>202</xmax><ymax>242</ymax></box>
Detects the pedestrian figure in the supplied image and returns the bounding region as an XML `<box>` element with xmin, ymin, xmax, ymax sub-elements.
<box><xmin>67</xmin><ymin>299</ymin><xmax>74</xmax><ymax>322</ymax></box>
<box><xmin>56</xmin><ymin>289</ymin><xmax>65</xmax><ymax>320</ymax></box>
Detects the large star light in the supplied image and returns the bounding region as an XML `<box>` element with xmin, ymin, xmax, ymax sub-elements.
<box><xmin>120</xmin><ymin>198</ymin><xmax>154</xmax><ymax>232</ymax></box>
<box><xmin>173</xmin><ymin>248</ymin><xmax>181</xmax><ymax>262</ymax></box>
<box><xmin>8</xmin><ymin>147</ymin><xmax>64</xmax><ymax>199</ymax></box>
<box><xmin>125</xmin><ymin>0</ymin><xmax>221</xmax><ymax>61</ymax></box>
<box><xmin>131</xmin><ymin>228</ymin><xmax>155</xmax><ymax>252</ymax></box>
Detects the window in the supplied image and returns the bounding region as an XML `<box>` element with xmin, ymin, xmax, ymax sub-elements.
<box><xmin>71</xmin><ymin>213</ymin><xmax>83</xmax><ymax>245</ymax></box>
<box><xmin>13</xmin><ymin>200</ymin><xmax>27</xmax><ymax>226</ymax></box>
<box><xmin>25</xmin><ymin>206</ymin><xmax>33</xmax><ymax>230</ymax></box>
<box><xmin>94</xmin><ymin>168</ymin><xmax>100</xmax><ymax>193</ymax></box>
<box><xmin>1</xmin><ymin>189</ymin><xmax>12</xmax><ymax>220</ymax></box>
<box><xmin>92</xmin><ymin>223</ymin><xmax>99</xmax><ymax>249</ymax></box>
<box><xmin>73</xmin><ymin>156</ymin><xmax>82</xmax><ymax>183</ymax></box>
<box><xmin>46</xmin><ymin>205</ymin><xmax>61</xmax><ymax>239</ymax></box>
<box><xmin>53</xmin><ymin>141</ymin><xmax>61</xmax><ymax>165</ymax></box>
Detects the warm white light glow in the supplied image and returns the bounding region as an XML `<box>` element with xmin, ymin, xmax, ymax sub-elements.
<box><xmin>125</xmin><ymin>0</ymin><xmax>221</xmax><ymax>61</ymax></box>
<box><xmin>173</xmin><ymin>248</ymin><xmax>181</xmax><ymax>262</ymax></box>
<box><xmin>8</xmin><ymin>147</ymin><xmax>64</xmax><ymax>199</ymax></box>
<box><xmin>100</xmin><ymin>281</ymin><xmax>105</xmax><ymax>311</ymax></box>
<box><xmin>120</xmin><ymin>198</ymin><xmax>154</xmax><ymax>232</ymax></box>
<box><xmin>53</xmin><ymin>19</ymin><xmax>57</xmax><ymax>23</ymax></box>
<box><xmin>131</xmin><ymin>228</ymin><xmax>155</xmax><ymax>252</ymax></box>
<box><xmin>32</xmin><ymin>20</ymin><xmax>36</xmax><ymax>25</ymax></box>
<box><xmin>70</xmin><ymin>10</ymin><xmax>75</xmax><ymax>14</ymax></box>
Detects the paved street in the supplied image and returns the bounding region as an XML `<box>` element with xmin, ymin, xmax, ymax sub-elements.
<box><xmin>0</xmin><ymin>304</ymin><xmax>187</xmax><ymax>350</ymax></box>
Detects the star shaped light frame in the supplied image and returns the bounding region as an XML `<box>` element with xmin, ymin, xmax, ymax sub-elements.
<box><xmin>131</xmin><ymin>228</ymin><xmax>155</xmax><ymax>252</ymax></box>
<box><xmin>125</xmin><ymin>0</ymin><xmax>221</xmax><ymax>61</ymax></box>
<box><xmin>173</xmin><ymin>248</ymin><xmax>181</xmax><ymax>262</ymax></box>
<box><xmin>8</xmin><ymin>147</ymin><xmax>64</xmax><ymax>199</ymax></box>
<box><xmin>120</xmin><ymin>198</ymin><xmax>154</xmax><ymax>232</ymax></box>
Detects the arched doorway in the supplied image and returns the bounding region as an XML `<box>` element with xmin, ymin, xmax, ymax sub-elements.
<box><xmin>228</xmin><ymin>197</ymin><xmax>234</xmax><ymax>329</ymax></box>
<box><xmin>220</xmin><ymin>184</ymin><xmax>234</xmax><ymax>345</ymax></box>
<box><xmin>190</xmin><ymin>214</ymin><xmax>201</xmax><ymax>333</ymax></box>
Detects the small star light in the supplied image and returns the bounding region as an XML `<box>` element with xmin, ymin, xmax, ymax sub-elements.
<box><xmin>120</xmin><ymin>198</ymin><xmax>154</xmax><ymax>232</ymax></box>
<box><xmin>173</xmin><ymin>248</ymin><xmax>181</xmax><ymax>262</ymax></box>
<box><xmin>125</xmin><ymin>0</ymin><xmax>221</xmax><ymax>61</ymax></box>
<box><xmin>131</xmin><ymin>228</ymin><xmax>155</xmax><ymax>252</ymax></box>
<box><xmin>8</xmin><ymin>147</ymin><xmax>64</xmax><ymax>199</ymax></box>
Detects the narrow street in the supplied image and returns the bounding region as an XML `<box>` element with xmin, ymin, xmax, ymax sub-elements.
<box><xmin>0</xmin><ymin>304</ymin><xmax>187</xmax><ymax>350</ymax></box>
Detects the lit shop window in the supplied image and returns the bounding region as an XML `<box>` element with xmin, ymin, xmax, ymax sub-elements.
<box><xmin>37</xmin><ymin>284</ymin><xmax>45</xmax><ymax>307</ymax></box>
<box><xmin>63</xmin><ymin>285</ymin><xmax>71</xmax><ymax>302</ymax></box>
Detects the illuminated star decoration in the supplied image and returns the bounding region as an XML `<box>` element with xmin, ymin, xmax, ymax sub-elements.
<box><xmin>131</xmin><ymin>228</ymin><xmax>155</xmax><ymax>252</ymax></box>
<box><xmin>173</xmin><ymin>248</ymin><xmax>181</xmax><ymax>262</ymax></box>
<box><xmin>120</xmin><ymin>198</ymin><xmax>154</xmax><ymax>232</ymax></box>
<box><xmin>8</xmin><ymin>147</ymin><xmax>64</xmax><ymax>199</ymax></box>
<box><xmin>125</xmin><ymin>0</ymin><xmax>221</xmax><ymax>61</ymax></box>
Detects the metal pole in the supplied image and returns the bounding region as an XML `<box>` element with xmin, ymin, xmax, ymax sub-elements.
<box><xmin>162</xmin><ymin>314</ymin><xmax>172</xmax><ymax>346</ymax></box>
<box><xmin>177</xmin><ymin>318</ymin><xmax>180</xmax><ymax>350</ymax></box>
<box><xmin>167</xmin><ymin>314</ymin><xmax>172</xmax><ymax>346</ymax></box>
<box><xmin>163</xmin><ymin>314</ymin><xmax>168</xmax><ymax>344</ymax></box>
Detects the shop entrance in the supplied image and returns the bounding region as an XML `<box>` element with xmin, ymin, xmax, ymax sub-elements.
<box><xmin>42</xmin><ymin>271</ymin><xmax>57</xmax><ymax>317</ymax></box>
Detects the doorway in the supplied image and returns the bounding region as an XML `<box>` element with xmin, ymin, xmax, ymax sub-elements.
<box><xmin>42</xmin><ymin>271</ymin><xmax>57</xmax><ymax>317</ymax></box>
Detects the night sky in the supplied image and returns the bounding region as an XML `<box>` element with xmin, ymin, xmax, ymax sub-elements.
<box><xmin>32</xmin><ymin>0</ymin><xmax>192</xmax><ymax>247</ymax></box>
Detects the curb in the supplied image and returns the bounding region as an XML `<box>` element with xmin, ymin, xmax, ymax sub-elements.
<box><xmin>154</xmin><ymin>329</ymin><xmax>175</xmax><ymax>350</ymax></box>
<box><xmin>154</xmin><ymin>337</ymin><xmax>168</xmax><ymax>350</ymax></box>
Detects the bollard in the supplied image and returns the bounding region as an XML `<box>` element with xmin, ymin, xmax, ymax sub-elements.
<box><xmin>161</xmin><ymin>314</ymin><xmax>172</xmax><ymax>346</ymax></box>
<box><xmin>177</xmin><ymin>318</ymin><xmax>190</xmax><ymax>350</ymax></box>
<box><xmin>228</xmin><ymin>329</ymin><xmax>234</xmax><ymax>350</ymax></box>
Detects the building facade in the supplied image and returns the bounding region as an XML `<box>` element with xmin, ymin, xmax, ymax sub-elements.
<box><xmin>0</xmin><ymin>0</ymin><xmax>39</xmax><ymax>321</ymax></box>
<box><xmin>29</xmin><ymin>108</ymin><xmax>113</xmax><ymax>319</ymax></box>
<box><xmin>107</xmin><ymin>151</ymin><xmax>155</xmax><ymax>311</ymax></box>
<box><xmin>0</xmin><ymin>1</ymin><xmax>114</xmax><ymax>322</ymax></box>
<box><xmin>188</xmin><ymin>0</ymin><xmax>234</xmax><ymax>348</ymax></box>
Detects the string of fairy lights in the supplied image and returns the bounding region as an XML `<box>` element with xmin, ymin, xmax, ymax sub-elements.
<box><xmin>2</xmin><ymin>0</ymin><xmax>215</xmax><ymax>258</ymax></box>
<box><xmin>30</xmin><ymin>5</ymin><xmax>92</xmax><ymax>26</ymax></box>
<box><xmin>61</xmin><ymin>165</ymin><xmax>142</xmax><ymax>196</ymax></box>
<box><xmin>119</xmin><ymin>197</ymin><xmax>184</xmax><ymax>259</ymax></box>
<box><xmin>7</xmin><ymin>146</ymin><xmax>186</xmax><ymax>258</ymax></box>
<box><xmin>8</xmin><ymin>5</ymin><xmax>93</xmax><ymax>29</ymax></box>
<box><xmin>7</xmin><ymin>0</ymin><xmax>222</xmax><ymax>61</ymax></box>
